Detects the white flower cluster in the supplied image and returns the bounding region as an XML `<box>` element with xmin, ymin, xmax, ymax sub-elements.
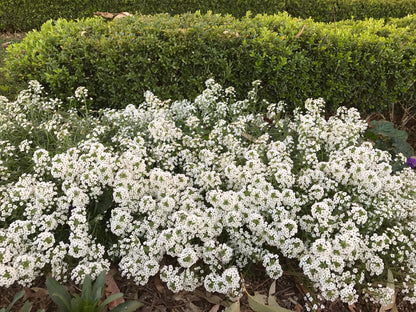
<box><xmin>1</xmin><ymin>80</ymin><xmax>416</xmax><ymax>305</ymax></box>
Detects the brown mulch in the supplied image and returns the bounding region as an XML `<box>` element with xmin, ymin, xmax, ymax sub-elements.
<box><xmin>1</xmin><ymin>265</ymin><xmax>416</xmax><ymax>312</ymax></box>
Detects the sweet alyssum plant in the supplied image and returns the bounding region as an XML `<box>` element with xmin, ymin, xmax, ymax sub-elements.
<box><xmin>1</xmin><ymin>80</ymin><xmax>416</xmax><ymax>309</ymax></box>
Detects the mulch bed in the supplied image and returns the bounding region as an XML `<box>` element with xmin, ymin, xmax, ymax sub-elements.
<box><xmin>1</xmin><ymin>265</ymin><xmax>416</xmax><ymax>312</ymax></box>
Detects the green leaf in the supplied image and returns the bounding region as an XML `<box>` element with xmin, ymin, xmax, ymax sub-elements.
<box><xmin>49</xmin><ymin>293</ymin><xmax>73</xmax><ymax>312</ymax></box>
<box><xmin>69</xmin><ymin>296</ymin><xmax>83</xmax><ymax>311</ymax></box>
<box><xmin>110</xmin><ymin>301</ymin><xmax>144</xmax><ymax>312</ymax></box>
<box><xmin>46</xmin><ymin>277</ymin><xmax>72</xmax><ymax>312</ymax></box>
<box><xmin>4</xmin><ymin>290</ymin><xmax>25</xmax><ymax>312</ymax></box>
<box><xmin>247</xmin><ymin>291</ymin><xmax>294</xmax><ymax>312</ymax></box>
<box><xmin>97</xmin><ymin>293</ymin><xmax>124</xmax><ymax>312</ymax></box>
<box><xmin>91</xmin><ymin>271</ymin><xmax>106</xmax><ymax>302</ymax></box>
<box><xmin>21</xmin><ymin>301</ymin><xmax>31</xmax><ymax>312</ymax></box>
<box><xmin>392</xmin><ymin>141</ymin><xmax>412</xmax><ymax>157</ymax></box>
<box><xmin>95</xmin><ymin>189</ymin><xmax>114</xmax><ymax>215</ymax></box>
<box><xmin>81</xmin><ymin>273</ymin><xmax>92</xmax><ymax>302</ymax></box>
<box><xmin>391</xmin><ymin>130</ymin><xmax>408</xmax><ymax>142</ymax></box>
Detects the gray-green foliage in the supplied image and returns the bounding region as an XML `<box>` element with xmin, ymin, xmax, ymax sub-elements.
<box><xmin>46</xmin><ymin>271</ymin><xmax>143</xmax><ymax>312</ymax></box>
<box><xmin>365</xmin><ymin>120</ymin><xmax>413</xmax><ymax>157</ymax></box>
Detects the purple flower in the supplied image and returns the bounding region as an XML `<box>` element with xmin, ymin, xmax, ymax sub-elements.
<box><xmin>406</xmin><ymin>157</ymin><xmax>416</xmax><ymax>169</ymax></box>
<box><xmin>68</xmin><ymin>205</ymin><xmax>75</xmax><ymax>217</ymax></box>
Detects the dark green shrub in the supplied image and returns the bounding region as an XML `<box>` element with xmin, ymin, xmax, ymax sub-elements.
<box><xmin>5</xmin><ymin>12</ymin><xmax>416</xmax><ymax>113</ymax></box>
<box><xmin>286</xmin><ymin>0</ymin><xmax>416</xmax><ymax>23</ymax></box>
<box><xmin>0</xmin><ymin>0</ymin><xmax>94</xmax><ymax>32</ymax></box>
<box><xmin>0</xmin><ymin>0</ymin><xmax>286</xmax><ymax>32</ymax></box>
<box><xmin>1</xmin><ymin>0</ymin><xmax>416</xmax><ymax>32</ymax></box>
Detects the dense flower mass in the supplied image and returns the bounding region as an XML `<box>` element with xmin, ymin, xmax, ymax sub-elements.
<box><xmin>1</xmin><ymin>80</ymin><xmax>416</xmax><ymax>307</ymax></box>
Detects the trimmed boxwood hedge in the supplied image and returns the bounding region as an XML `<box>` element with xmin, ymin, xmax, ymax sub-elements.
<box><xmin>1</xmin><ymin>0</ymin><xmax>416</xmax><ymax>32</ymax></box>
<box><xmin>5</xmin><ymin>12</ymin><xmax>416</xmax><ymax>113</ymax></box>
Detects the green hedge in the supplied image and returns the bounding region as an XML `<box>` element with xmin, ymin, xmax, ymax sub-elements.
<box><xmin>287</xmin><ymin>0</ymin><xmax>416</xmax><ymax>22</ymax></box>
<box><xmin>2</xmin><ymin>0</ymin><xmax>416</xmax><ymax>32</ymax></box>
<box><xmin>5</xmin><ymin>12</ymin><xmax>416</xmax><ymax>113</ymax></box>
<box><xmin>1</xmin><ymin>0</ymin><xmax>285</xmax><ymax>32</ymax></box>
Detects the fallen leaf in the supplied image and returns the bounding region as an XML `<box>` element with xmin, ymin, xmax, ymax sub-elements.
<box><xmin>247</xmin><ymin>291</ymin><xmax>295</xmax><ymax>312</ymax></box>
<box><xmin>105</xmin><ymin>271</ymin><xmax>124</xmax><ymax>310</ymax></box>
<box><xmin>209</xmin><ymin>304</ymin><xmax>221</xmax><ymax>312</ymax></box>
<box><xmin>295</xmin><ymin>25</ymin><xmax>305</xmax><ymax>38</ymax></box>
<box><xmin>94</xmin><ymin>11</ymin><xmax>115</xmax><ymax>19</ymax></box>
<box><xmin>154</xmin><ymin>275</ymin><xmax>165</xmax><ymax>294</ymax></box>
<box><xmin>198</xmin><ymin>290</ymin><xmax>224</xmax><ymax>305</ymax></box>
<box><xmin>114</xmin><ymin>12</ymin><xmax>133</xmax><ymax>20</ymax></box>
<box><xmin>241</xmin><ymin>132</ymin><xmax>257</xmax><ymax>143</ymax></box>
<box><xmin>379</xmin><ymin>270</ymin><xmax>399</xmax><ymax>312</ymax></box>
<box><xmin>224</xmin><ymin>301</ymin><xmax>240</xmax><ymax>312</ymax></box>
<box><xmin>23</xmin><ymin>287</ymin><xmax>49</xmax><ymax>301</ymax></box>
<box><xmin>268</xmin><ymin>281</ymin><xmax>279</xmax><ymax>306</ymax></box>
<box><xmin>94</xmin><ymin>11</ymin><xmax>132</xmax><ymax>20</ymax></box>
<box><xmin>1</xmin><ymin>42</ymin><xmax>11</xmax><ymax>48</ymax></box>
<box><xmin>186</xmin><ymin>302</ymin><xmax>204</xmax><ymax>312</ymax></box>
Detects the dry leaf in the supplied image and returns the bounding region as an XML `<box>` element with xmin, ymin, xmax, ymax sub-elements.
<box><xmin>94</xmin><ymin>11</ymin><xmax>116</xmax><ymax>19</ymax></box>
<box><xmin>199</xmin><ymin>291</ymin><xmax>224</xmax><ymax>305</ymax></box>
<box><xmin>379</xmin><ymin>270</ymin><xmax>399</xmax><ymax>312</ymax></box>
<box><xmin>295</xmin><ymin>25</ymin><xmax>305</xmax><ymax>38</ymax></box>
<box><xmin>241</xmin><ymin>132</ymin><xmax>257</xmax><ymax>143</ymax></box>
<box><xmin>1</xmin><ymin>42</ymin><xmax>11</xmax><ymax>48</ymax></box>
<box><xmin>268</xmin><ymin>281</ymin><xmax>279</xmax><ymax>306</ymax></box>
<box><xmin>224</xmin><ymin>301</ymin><xmax>240</xmax><ymax>312</ymax></box>
<box><xmin>247</xmin><ymin>291</ymin><xmax>295</xmax><ymax>312</ymax></box>
<box><xmin>114</xmin><ymin>12</ymin><xmax>133</xmax><ymax>20</ymax></box>
<box><xmin>105</xmin><ymin>271</ymin><xmax>124</xmax><ymax>310</ymax></box>
<box><xmin>209</xmin><ymin>304</ymin><xmax>221</xmax><ymax>312</ymax></box>
<box><xmin>23</xmin><ymin>287</ymin><xmax>49</xmax><ymax>301</ymax></box>
<box><xmin>186</xmin><ymin>302</ymin><xmax>205</xmax><ymax>312</ymax></box>
<box><xmin>154</xmin><ymin>275</ymin><xmax>166</xmax><ymax>294</ymax></box>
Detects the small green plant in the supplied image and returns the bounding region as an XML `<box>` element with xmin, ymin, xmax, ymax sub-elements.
<box><xmin>365</xmin><ymin>120</ymin><xmax>413</xmax><ymax>157</ymax></box>
<box><xmin>0</xmin><ymin>291</ymin><xmax>25</xmax><ymax>312</ymax></box>
<box><xmin>46</xmin><ymin>271</ymin><xmax>143</xmax><ymax>312</ymax></box>
<box><xmin>364</xmin><ymin>119</ymin><xmax>413</xmax><ymax>171</ymax></box>
<box><xmin>0</xmin><ymin>291</ymin><xmax>44</xmax><ymax>312</ymax></box>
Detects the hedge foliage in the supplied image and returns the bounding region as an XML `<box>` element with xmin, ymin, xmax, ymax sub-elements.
<box><xmin>1</xmin><ymin>0</ymin><xmax>416</xmax><ymax>32</ymax></box>
<box><xmin>5</xmin><ymin>12</ymin><xmax>416</xmax><ymax>113</ymax></box>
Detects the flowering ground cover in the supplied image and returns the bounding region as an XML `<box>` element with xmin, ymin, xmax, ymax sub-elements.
<box><xmin>1</xmin><ymin>80</ymin><xmax>416</xmax><ymax>311</ymax></box>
